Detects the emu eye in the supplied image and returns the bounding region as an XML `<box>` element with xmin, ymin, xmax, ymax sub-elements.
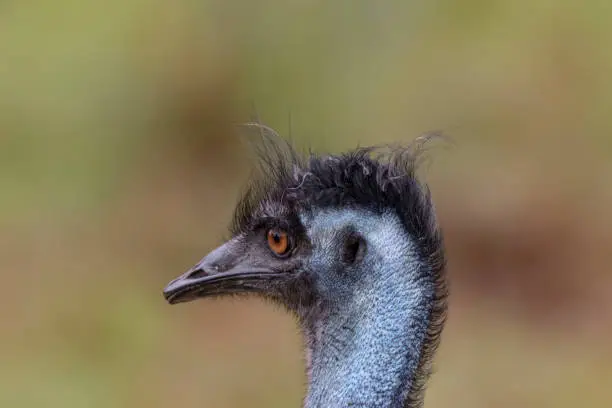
<box><xmin>267</xmin><ymin>229</ymin><xmax>290</xmax><ymax>257</ymax></box>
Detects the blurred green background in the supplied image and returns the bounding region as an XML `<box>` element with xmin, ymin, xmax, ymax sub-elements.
<box><xmin>1</xmin><ymin>1</ymin><xmax>612</xmax><ymax>407</ymax></box>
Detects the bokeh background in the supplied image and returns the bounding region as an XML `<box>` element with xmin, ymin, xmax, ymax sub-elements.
<box><xmin>2</xmin><ymin>1</ymin><xmax>611</xmax><ymax>407</ymax></box>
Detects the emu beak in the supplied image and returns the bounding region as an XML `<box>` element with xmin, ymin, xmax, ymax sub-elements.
<box><xmin>163</xmin><ymin>241</ymin><xmax>283</xmax><ymax>305</ymax></box>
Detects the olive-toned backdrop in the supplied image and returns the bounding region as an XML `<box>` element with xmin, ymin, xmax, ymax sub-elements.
<box><xmin>2</xmin><ymin>1</ymin><xmax>611</xmax><ymax>407</ymax></box>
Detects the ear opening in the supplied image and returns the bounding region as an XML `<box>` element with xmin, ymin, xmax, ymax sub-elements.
<box><xmin>343</xmin><ymin>233</ymin><xmax>366</xmax><ymax>265</ymax></box>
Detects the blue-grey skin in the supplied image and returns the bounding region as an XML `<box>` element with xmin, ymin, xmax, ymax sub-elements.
<box><xmin>163</xmin><ymin>133</ymin><xmax>447</xmax><ymax>408</ymax></box>
<box><xmin>301</xmin><ymin>209</ymin><xmax>433</xmax><ymax>408</ymax></box>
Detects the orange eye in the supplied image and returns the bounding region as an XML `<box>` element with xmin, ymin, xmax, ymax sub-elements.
<box><xmin>267</xmin><ymin>229</ymin><xmax>290</xmax><ymax>256</ymax></box>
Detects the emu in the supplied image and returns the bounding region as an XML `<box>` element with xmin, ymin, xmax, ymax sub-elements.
<box><xmin>163</xmin><ymin>128</ymin><xmax>448</xmax><ymax>408</ymax></box>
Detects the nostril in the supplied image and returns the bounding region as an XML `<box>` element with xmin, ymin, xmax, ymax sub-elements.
<box><xmin>188</xmin><ymin>267</ymin><xmax>210</xmax><ymax>279</ymax></box>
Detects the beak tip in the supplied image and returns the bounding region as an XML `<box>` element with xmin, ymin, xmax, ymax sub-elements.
<box><xmin>163</xmin><ymin>277</ymin><xmax>200</xmax><ymax>305</ymax></box>
<box><xmin>162</xmin><ymin>289</ymin><xmax>174</xmax><ymax>304</ymax></box>
<box><xmin>162</xmin><ymin>275</ymin><xmax>187</xmax><ymax>303</ymax></box>
<box><xmin>162</xmin><ymin>280</ymin><xmax>181</xmax><ymax>304</ymax></box>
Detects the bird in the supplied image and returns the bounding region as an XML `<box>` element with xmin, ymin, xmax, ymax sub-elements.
<box><xmin>163</xmin><ymin>125</ymin><xmax>448</xmax><ymax>408</ymax></box>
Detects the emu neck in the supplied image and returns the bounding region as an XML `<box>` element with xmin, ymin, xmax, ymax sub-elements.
<box><xmin>303</xmin><ymin>272</ymin><xmax>433</xmax><ymax>408</ymax></box>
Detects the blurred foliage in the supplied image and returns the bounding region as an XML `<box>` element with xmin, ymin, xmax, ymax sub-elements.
<box><xmin>1</xmin><ymin>0</ymin><xmax>611</xmax><ymax>407</ymax></box>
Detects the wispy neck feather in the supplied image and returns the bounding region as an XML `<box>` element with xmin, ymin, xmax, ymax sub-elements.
<box><xmin>304</xmin><ymin>276</ymin><xmax>432</xmax><ymax>408</ymax></box>
<box><xmin>300</xmin><ymin>211</ymin><xmax>443</xmax><ymax>408</ymax></box>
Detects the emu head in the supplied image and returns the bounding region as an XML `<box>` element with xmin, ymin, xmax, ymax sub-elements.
<box><xmin>163</xmin><ymin>128</ymin><xmax>447</xmax><ymax>408</ymax></box>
